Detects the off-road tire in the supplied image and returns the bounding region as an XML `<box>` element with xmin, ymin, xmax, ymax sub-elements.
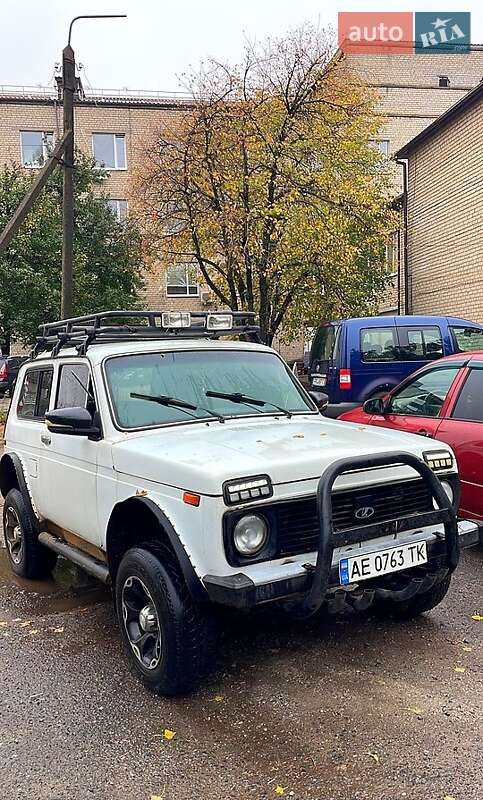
<box><xmin>115</xmin><ymin>545</ymin><xmax>216</xmax><ymax>695</ymax></box>
<box><xmin>2</xmin><ymin>488</ymin><xmax>57</xmax><ymax>578</ymax></box>
<box><xmin>374</xmin><ymin>575</ymin><xmax>452</xmax><ymax>620</ymax></box>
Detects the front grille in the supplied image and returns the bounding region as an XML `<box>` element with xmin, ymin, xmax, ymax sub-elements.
<box><xmin>276</xmin><ymin>479</ymin><xmax>433</xmax><ymax>557</ymax></box>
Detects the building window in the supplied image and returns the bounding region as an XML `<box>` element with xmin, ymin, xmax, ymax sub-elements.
<box><xmin>166</xmin><ymin>264</ymin><xmax>198</xmax><ymax>296</ymax></box>
<box><xmin>92</xmin><ymin>133</ymin><xmax>126</xmax><ymax>169</ymax></box>
<box><xmin>369</xmin><ymin>139</ymin><xmax>390</xmax><ymax>157</ymax></box>
<box><xmin>20</xmin><ymin>131</ymin><xmax>54</xmax><ymax>167</ymax></box>
<box><xmin>107</xmin><ymin>199</ymin><xmax>128</xmax><ymax>222</ymax></box>
<box><xmin>438</xmin><ymin>76</ymin><xmax>450</xmax><ymax>88</ymax></box>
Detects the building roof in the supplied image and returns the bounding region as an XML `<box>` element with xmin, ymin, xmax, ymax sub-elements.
<box><xmin>396</xmin><ymin>79</ymin><xmax>483</xmax><ymax>157</ymax></box>
<box><xmin>0</xmin><ymin>84</ymin><xmax>195</xmax><ymax>110</ymax></box>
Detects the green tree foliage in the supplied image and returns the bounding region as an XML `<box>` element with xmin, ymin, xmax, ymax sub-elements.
<box><xmin>0</xmin><ymin>151</ymin><xmax>144</xmax><ymax>352</ymax></box>
<box><xmin>136</xmin><ymin>26</ymin><xmax>397</xmax><ymax>345</ymax></box>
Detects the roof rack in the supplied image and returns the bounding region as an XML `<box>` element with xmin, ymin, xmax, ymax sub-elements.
<box><xmin>32</xmin><ymin>310</ymin><xmax>261</xmax><ymax>358</ymax></box>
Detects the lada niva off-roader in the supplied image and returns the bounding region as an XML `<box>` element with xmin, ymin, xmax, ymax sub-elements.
<box><xmin>1</xmin><ymin>311</ymin><xmax>479</xmax><ymax>695</ymax></box>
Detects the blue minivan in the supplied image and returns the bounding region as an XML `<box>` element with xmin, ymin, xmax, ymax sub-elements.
<box><xmin>309</xmin><ymin>315</ymin><xmax>483</xmax><ymax>414</ymax></box>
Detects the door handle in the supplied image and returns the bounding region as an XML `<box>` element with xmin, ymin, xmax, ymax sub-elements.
<box><xmin>41</xmin><ymin>433</ymin><xmax>51</xmax><ymax>446</ymax></box>
<box><xmin>416</xmin><ymin>428</ymin><xmax>432</xmax><ymax>438</ymax></box>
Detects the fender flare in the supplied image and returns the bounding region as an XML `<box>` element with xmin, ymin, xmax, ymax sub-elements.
<box><xmin>0</xmin><ymin>452</ymin><xmax>40</xmax><ymax>531</ymax></box>
<box><xmin>108</xmin><ymin>496</ymin><xmax>208</xmax><ymax>603</ymax></box>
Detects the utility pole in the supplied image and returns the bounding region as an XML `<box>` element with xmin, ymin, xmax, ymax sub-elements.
<box><xmin>0</xmin><ymin>14</ymin><xmax>126</xmax><ymax>319</ymax></box>
<box><xmin>61</xmin><ymin>43</ymin><xmax>75</xmax><ymax>318</ymax></box>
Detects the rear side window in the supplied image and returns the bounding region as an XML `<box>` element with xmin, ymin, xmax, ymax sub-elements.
<box><xmin>17</xmin><ymin>368</ymin><xmax>53</xmax><ymax>420</ymax></box>
<box><xmin>399</xmin><ymin>326</ymin><xmax>443</xmax><ymax>361</ymax></box>
<box><xmin>452</xmin><ymin>368</ymin><xmax>483</xmax><ymax>421</ymax></box>
<box><xmin>450</xmin><ymin>326</ymin><xmax>483</xmax><ymax>353</ymax></box>
<box><xmin>360</xmin><ymin>327</ymin><xmax>398</xmax><ymax>362</ymax></box>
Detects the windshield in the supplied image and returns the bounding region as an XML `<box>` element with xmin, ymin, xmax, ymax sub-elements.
<box><xmin>104</xmin><ymin>349</ymin><xmax>314</xmax><ymax>429</ymax></box>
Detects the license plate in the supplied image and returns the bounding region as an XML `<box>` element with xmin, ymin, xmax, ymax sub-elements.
<box><xmin>339</xmin><ymin>540</ymin><xmax>428</xmax><ymax>586</ymax></box>
<box><xmin>312</xmin><ymin>375</ymin><xmax>327</xmax><ymax>387</ymax></box>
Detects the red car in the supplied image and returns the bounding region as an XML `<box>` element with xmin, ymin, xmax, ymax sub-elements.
<box><xmin>339</xmin><ymin>351</ymin><xmax>483</xmax><ymax>521</ymax></box>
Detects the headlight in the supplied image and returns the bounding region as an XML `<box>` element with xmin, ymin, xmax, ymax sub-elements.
<box><xmin>233</xmin><ymin>514</ymin><xmax>268</xmax><ymax>556</ymax></box>
<box><xmin>423</xmin><ymin>450</ymin><xmax>454</xmax><ymax>471</ymax></box>
<box><xmin>433</xmin><ymin>480</ymin><xmax>454</xmax><ymax>508</ymax></box>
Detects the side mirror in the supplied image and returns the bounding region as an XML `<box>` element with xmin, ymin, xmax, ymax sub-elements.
<box><xmin>308</xmin><ymin>390</ymin><xmax>329</xmax><ymax>413</ymax></box>
<box><xmin>363</xmin><ymin>397</ymin><xmax>386</xmax><ymax>415</ymax></box>
<box><xmin>45</xmin><ymin>406</ymin><xmax>101</xmax><ymax>438</ymax></box>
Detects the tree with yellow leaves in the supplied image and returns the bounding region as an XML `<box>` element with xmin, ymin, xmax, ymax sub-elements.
<box><xmin>134</xmin><ymin>26</ymin><xmax>396</xmax><ymax>345</ymax></box>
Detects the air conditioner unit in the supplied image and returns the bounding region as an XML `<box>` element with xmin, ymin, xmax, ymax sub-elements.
<box><xmin>200</xmin><ymin>290</ymin><xmax>214</xmax><ymax>306</ymax></box>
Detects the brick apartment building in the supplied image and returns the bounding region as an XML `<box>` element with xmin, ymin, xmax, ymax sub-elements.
<box><xmin>0</xmin><ymin>45</ymin><xmax>482</xmax><ymax>351</ymax></box>
<box><xmin>396</xmin><ymin>81</ymin><xmax>483</xmax><ymax>323</ymax></box>
<box><xmin>341</xmin><ymin>43</ymin><xmax>483</xmax><ymax>314</ymax></box>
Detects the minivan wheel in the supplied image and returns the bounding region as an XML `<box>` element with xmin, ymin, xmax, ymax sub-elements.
<box><xmin>115</xmin><ymin>546</ymin><xmax>216</xmax><ymax>695</ymax></box>
<box><xmin>2</xmin><ymin>488</ymin><xmax>57</xmax><ymax>578</ymax></box>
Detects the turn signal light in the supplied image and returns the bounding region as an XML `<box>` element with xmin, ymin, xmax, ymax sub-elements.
<box><xmin>183</xmin><ymin>491</ymin><xmax>201</xmax><ymax>507</ymax></box>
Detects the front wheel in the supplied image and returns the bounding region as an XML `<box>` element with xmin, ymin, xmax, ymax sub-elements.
<box><xmin>115</xmin><ymin>546</ymin><xmax>216</xmax><ymax>695</ymax></box>
<box><xmin>373</xmin><ymin>575</ymin><xmax>452</xmax><ymax>620</ymax></box>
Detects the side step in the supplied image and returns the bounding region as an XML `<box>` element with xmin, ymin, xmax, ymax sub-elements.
<box><xmin>38</xmin><ymin>531</ymin><xmax>110</xmax><ymax>585</ymax></box>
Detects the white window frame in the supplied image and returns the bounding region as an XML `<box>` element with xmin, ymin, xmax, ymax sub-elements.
<box><xmin>20</xmin><ymin>130</ymin><xmax>54</xmax><ymax>168</ymax></box>
<box><xmin>107</xmin><ymin>199</ymin><xmax>129</xmax><ymax>223</ymax></box>
<box><xmin>369</xmin><ymin>139</ymin><xmax>390</xmax><ymax>157</ymax></box>
<box><xmin>92</xmin><ymin>133</ymin><xmax>127</xmax><ymax>170</ymax></box>
<box><xmin>166</xmin><ymin>264</ymin><xmax>199</xmax><ymax>297</ymax></box>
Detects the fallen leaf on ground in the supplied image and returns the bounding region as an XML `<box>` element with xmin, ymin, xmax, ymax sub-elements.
<box><xmin>454</xmin><ymin>666</ymin><xmax>466</xmax><ymax>673</ymax></box>
<box><xmin>212</xmin><ymin>695</ymin><xmax>224</xmax><ymax>703</ymax></box>
<box><xmin>19</xmin><ymin>621</ymin><xmax>32</xmax><ymax>627</ymax></box>
<box><xmin>470</xmin><ymin>613</ymin><xmax>482</xmax><ymax>622</ymax></box>
<box><xmin>292</xmin><ymin>434</ymin><xmax>304</xmax><ymax>439</ymax></box>
<box><xmin>462</xmin><ymin>645</ymin><xmax>472</xmax><ymax>653</ymax></box>
<box><xmin>163</xmin><ymin>729</ymin><xmax>176</xmax><ymax>741</ymax></box>
<box><xmin>443</xmin><ymin>795</ymin><xmax>456</xmax><ymax>800</ymax></box>
<box><xmin>406</xmin><ymin>706</ymin><xmax>423</xmax><ymax>715</ymax></box>
<box><xmin>150</xmin><ymin>795</ymin><xmax>163</xmax><ymax>800</ymax></box>
<box><xmin>0</xmin><ymin>621</ymin><xmax>8</xmax><ymax>627</ymax></box>
<box><xmin>367</xmin><ymin>752</ymin><xmax>379</xmax><ymax>763</ymax></box>
<box><xmin>53</xmin><ymin>626</ymin><xmax>64</xmax><ymax>634</ymax></box>
<box><xmin>275</xmin><ymin>786</ymin><xmax>286</xmax><ymax>795</ymax></box>
<box><xmin>28</xmin><ymin>629</ymin><xmax>39</xmax><ymax>635</ymax></box>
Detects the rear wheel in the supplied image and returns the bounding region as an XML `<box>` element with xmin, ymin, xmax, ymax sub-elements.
<box><xmin>2</xmin><ymin>488</ymin><xmax>57</xmax><ymax>579</ymax></box>
<box><xmin>115</xmin><ymin>545</ymin><xmax>216</xmax><ymax>695</ymax></box>
<box><xmin>373</xmin><ymin>575</ymin><xmax>452</xmax><ymax>619</ymax></box>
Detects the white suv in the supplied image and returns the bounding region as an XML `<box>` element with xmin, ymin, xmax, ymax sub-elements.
<box><xmin>1</xmin><ymin>311</ymin><xmax>478</xmax><ymax>695</ymax></box>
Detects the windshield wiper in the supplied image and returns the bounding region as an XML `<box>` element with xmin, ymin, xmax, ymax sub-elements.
<box><xmin>130</xmin><ymin>392</ymin><xmax>225</xmax><ymax>423</ymax></box>
<box><xmin>205</xmin><ymin>390</ymin><xmax>292</xmax><ymax>419</ymax></box>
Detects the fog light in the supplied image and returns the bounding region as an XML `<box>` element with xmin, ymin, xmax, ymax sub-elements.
<box><xmin>206</xmin><ymin>313</ymin><xmax>233</xmax><ymax>330</ymax></box>
<box><xmin>233</xmin><ymin>514</ymin><xmax>268</xmax><ymax>556</ymax></box>
<box><xmin>161</xmin><ymin>312</ymin><xmax>191</xmax><ymax>328</ymax></box>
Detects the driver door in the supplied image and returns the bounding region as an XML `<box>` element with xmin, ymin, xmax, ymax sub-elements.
<box><xmin>369</xmin><ymin>364</ymin><xmax>461</xmax><ymax>439</ymax></box>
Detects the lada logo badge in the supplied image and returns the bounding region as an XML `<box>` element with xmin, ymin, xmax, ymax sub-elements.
<box><xmin>354</xmin><ymin>506</ymin><xmax>375</xmax><ymax>520</ymax></box>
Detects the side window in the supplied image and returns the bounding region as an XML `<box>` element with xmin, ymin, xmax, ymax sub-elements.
<box><xmin>388</xmin><ymin>367</ymin><xmax>459</xmax><ymax>418</ymax></box>
<box><xmin>360</xmin><ymin>327</ymin><xmax>398</xmax><ymax>362</ymax></box>
<box><xmin>56</xmin><ymin>364</ymin><xmax>95</xmax><ymax>412</ymax></box>
<box><xmin>450</xmin><ymin>326</ymin><xmax>483</xmax><ymax>353</ymax></box>
<box><xmin>451</xmin><ymin>368</ymin><xmax>483</xmax><ymax>422</ymax></box>
<box><xmin>399</xmin><ymin>326</ymin><xmax>443</xmax><ymax>361</ymax></box>
<box><xmin>17</xmin><ymin>368</ymin><xmax>53</xmax><ymax>420</ymax></box>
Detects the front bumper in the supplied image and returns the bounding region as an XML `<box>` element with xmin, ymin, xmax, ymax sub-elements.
<box><xmin>203</xmin><ymin>519</ymin><xmax>479</xmax><ymax>609</ymax></box>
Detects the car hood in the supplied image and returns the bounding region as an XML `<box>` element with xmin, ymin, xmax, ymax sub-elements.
<box><xmin>111</xmin><ymin>415</ymin><xmax>438</xmax><ymax>496</ymax></box>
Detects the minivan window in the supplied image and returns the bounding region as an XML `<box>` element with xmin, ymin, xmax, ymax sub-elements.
<box><xmin>360</xmin><ymin>327</ymin><xmax>398</xmax><ymax>362</ymax></box>
<box><xmin>450</xmin><ymin>326</ymin><xmax>483</xmax><ymax>353</ymax></box>
<box><xmin>400</xmin><ymin>327</ymin><xmax>443</xmax><ymax>360</ymax></box>
<box><xmin>311</xmin><ymin>325</ymin><xmax>339</xmax><ymax>363</ymax></box>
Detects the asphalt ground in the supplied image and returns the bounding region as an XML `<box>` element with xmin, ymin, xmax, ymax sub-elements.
<box><xmin>0</xmin><ymin>513</ymin><xmax>481</xmax><ymax>800</ymax></box>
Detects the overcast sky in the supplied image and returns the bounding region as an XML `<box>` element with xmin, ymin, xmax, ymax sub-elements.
<box><xmin>1</xmin><ymin>0</ymin><xmax>483</xmax><ymax>93</ymax></box>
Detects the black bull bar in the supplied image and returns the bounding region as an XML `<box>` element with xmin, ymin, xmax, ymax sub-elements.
<box><xmin>299</xmin><ymin>451</ymin><xmax>459</xmax><ymax>616</ymax></box>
